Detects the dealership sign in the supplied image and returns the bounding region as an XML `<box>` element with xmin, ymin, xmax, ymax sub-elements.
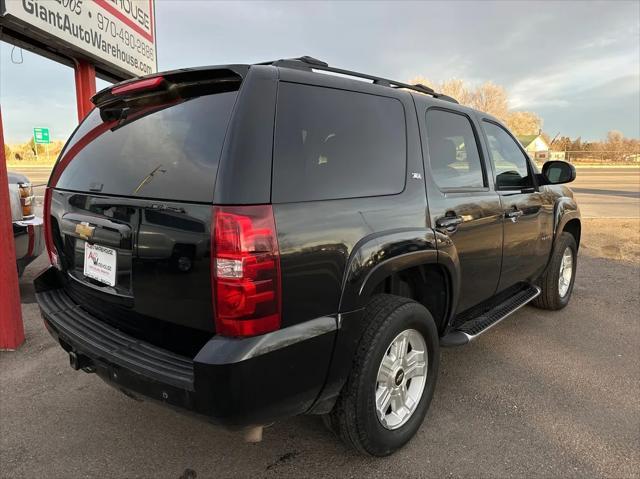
<box><xmin>1</xmin><ymin>0</ymin><xmax>157</xmax><ymax>78</ymax></box>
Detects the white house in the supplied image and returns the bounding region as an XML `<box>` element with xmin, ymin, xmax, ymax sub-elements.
<box><xmin>517</xmin><ymin>134</ymin><xmax>550</xmax><ymax>161</ymax></box>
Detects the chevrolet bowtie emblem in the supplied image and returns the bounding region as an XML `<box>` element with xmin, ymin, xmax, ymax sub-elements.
<box><xmin>75</xmin><ymin>222</ymin><xmax>95</xmax><ymax>240</ymax></box>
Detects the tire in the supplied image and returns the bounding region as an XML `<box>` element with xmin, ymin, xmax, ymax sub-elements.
<box><xmin>533</xmin><ymin>232</ymin><xmax>577</xmax><ymax>310</ymax></box>
<box><xmin>326</xmin><ymin>294</ymin><xmax>440</xmax><ymax>456</ymax></box>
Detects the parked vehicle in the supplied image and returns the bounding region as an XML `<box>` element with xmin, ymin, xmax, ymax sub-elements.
<box><xmin>35</xmin><ymin>57</ymin><xmax>580</xmax><ymax>456</ymax></box>
<box><xmin>8</xmin><ymin>171</ymin><xmax>44</xmax><ymax>276</ymax></box>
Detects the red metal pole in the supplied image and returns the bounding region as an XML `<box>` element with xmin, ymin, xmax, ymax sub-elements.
<box><xmin>0</xmin><ymin>107</ymin><xmax>25</xmax><ymax>350</ymax></box>
<box><xmin>74</xmin><ymin>59</ymin><xmax>96</xmax><ymax>121</ymax></box>
<box><xmin>0</xmin><ymin>60</ymin><xmax>95</xmax><ymax>349</ymax></box>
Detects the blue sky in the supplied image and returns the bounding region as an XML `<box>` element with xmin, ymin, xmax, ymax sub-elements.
<box><xmin>1</xmin><ymin>0</ymin><xmax>639</xmax><ymax>143</ymax></box>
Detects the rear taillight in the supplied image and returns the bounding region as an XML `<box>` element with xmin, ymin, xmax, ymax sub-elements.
<box><xmin>212</xmin><ymin>205</ymin><xmax>282</xmax><ymax>337</ymax></box>
<box><xmin>43</xmin><ymin>187</ymin><xmax>59</xmax><ymax>268</ymax></box>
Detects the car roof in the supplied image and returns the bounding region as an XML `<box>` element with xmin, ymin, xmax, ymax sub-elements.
<box><xmin>7</xmin><ymin>171</ymin><xmax>29</xmax><ymax>184</ymax></box>
<box><xmin>100</xmin><ymin>57</ymin><xmax>498</xmax><ymax>123</ymax></box>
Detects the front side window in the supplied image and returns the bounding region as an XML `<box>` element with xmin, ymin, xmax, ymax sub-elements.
<box><xmin>425</xmin><ymin>109</ymin><xmax>485</xmax><ymax>190</ymax></box>
<box><xmin>273</xmin><ymin>83</ymin><xmax>406</xmax><ymax>202</ymax></box>
<box><xmin>482</xmin><ymin>121</ymin><xmax>534</xmax><ymax>190</ymax></box>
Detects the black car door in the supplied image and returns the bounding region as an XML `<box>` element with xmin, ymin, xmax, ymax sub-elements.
<box><xmin>422</xmin><ymin>107</ymin><xmax>504</xmax><ymax>313</ymax></box>
<box><xmin>480</xmin><ymin>119</ymin><xmax>554</xmax><ymax>292</ymax></box>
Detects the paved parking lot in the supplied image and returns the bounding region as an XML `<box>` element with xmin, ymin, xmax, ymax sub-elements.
<box><xmin>2</xmin><ymin>218</ymin><xmax>639</xmax><ymax>478</ymax></box>
<box><xmin>571</xmin><ymin>167</ymin><xmax>640</xmax><ymax>218</ymax></box>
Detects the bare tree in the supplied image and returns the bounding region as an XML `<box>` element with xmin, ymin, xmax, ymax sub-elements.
<box><xmin>469</xmin><ymin>82</ymin><xmax>509</xmax><ymax>120</ymax></box>
<box><xmin>439</xmin><ymin>79</ymin><xmax>473</xmax><ymax>106</ymax></box>
<box><xmin>606</xmin><ymin>130</ymin><xmax>624</xmax><ymax>145</ymax></box>
<box><xmin>407</xmin><ymin>76</ymin><xmax>511</xmax><ymax>119</ymax></box>
<box><xmin>505</xmin><ymin>111</ymin><xmax>542</xmax><ymax>136</ymax></box>
<box><xmin>553</xmin><ymin>136</ymin><xmax>572</xmax><ymax>151</ymax></box>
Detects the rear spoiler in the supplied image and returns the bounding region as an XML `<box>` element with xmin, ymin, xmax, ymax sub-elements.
<box><xmin>91</xmin><ymin>65</ymin><xmax>249</xmax><ymax>110</ymax></box>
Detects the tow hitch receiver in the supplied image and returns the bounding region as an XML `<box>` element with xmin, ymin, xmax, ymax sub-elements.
<box><xmin>69</xmin><ymin>351</ymin><xmax>95</xmax><ymax>372</ymax></box>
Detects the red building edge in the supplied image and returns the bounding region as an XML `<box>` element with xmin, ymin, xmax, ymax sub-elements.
<box><xmin>0</xmin><ymin>108</ymin><xmax>25</xmax><ymax>350</ymax></box>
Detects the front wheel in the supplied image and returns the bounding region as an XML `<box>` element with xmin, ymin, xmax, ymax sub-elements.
<box><xmin>533</xmin><ymin>232</ymin><xmax>578</xmax><ymax>310</ymax></box>
<box><xmin>326</xmin><ymin>294</ymin><xmax>440</xmax><ymax>456</ymax></box>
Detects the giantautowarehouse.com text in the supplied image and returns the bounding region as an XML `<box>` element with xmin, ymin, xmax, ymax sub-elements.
<box><xmin>21</xmin><ymin>0</ymin><xmax>154</xmax><ymax>75</ymax></box>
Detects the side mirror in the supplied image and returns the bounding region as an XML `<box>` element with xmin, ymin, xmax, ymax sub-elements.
<box><xmin>541</xmin><ymin>161</ymin><xmax>576</xmax><ymax>185</ymax></box>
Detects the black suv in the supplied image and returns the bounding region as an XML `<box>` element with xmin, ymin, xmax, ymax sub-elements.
<box><xmin>35</xmin><ymin>57</ymin><xmax>580</xmax><ymax>456</ymax></box>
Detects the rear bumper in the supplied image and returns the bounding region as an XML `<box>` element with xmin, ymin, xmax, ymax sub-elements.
<box><xmin>35</xmin><ymin>267</ymin><xmax>337</xmax><ymax>427</ymax></box>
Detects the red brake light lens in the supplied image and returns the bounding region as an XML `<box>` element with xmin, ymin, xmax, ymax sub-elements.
<box><xmin>43</xmin><ymin>187</ymin><xmax>59</xmax><ymax>268</ymax></box>
<box><xmin>111</xmin><ymin>76</ymin><xmax>164</xmax><ymax>96</ymax></box>
<box><xmin>212</xmin><ymin>205</ymin><xmax>282</xmax><ymax>337</ymax></box>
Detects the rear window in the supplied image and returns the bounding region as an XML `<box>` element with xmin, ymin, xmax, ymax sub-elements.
<box><xmin>272</xmin><ymin>83</ymin><xmax>406</xmax><ymax>203</ymax></box>
<box><xmin>54</xmin><ymin>91</ymin><xmax>238</xmax><ymax>203</ymax></box>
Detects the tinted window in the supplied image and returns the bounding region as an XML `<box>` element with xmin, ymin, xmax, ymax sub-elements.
<box><xmin>425</xmin><ymin>109</ymin><xmax>484</xmax><ymax>189</ymax></box>
<box><xmin>482</xmin><ymin>121</ymin><xmax>533</xmax><ymax>189</ymax></box>
<box><xmin>273</xmin><ymin>83</ymin><xmax>406</xmax><ymax>202</ymax></box>
<box><xmin>55</xmin><ymin>91</ymin><xmax>238</xmax><ymax>202</ymax></box>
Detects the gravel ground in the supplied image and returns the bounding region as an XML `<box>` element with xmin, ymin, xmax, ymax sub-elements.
<box><xmin>1</xmin><ymin>219</ymin><xmax>639</xmax><ymax>479</ymax></box>
<box><xmin>580</xmin><ymin>218</ymin><xmax>640</xmax><ymax>264</ymax></box>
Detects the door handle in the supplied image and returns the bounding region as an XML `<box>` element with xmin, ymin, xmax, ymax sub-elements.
<box><xmin>436</xmin><ymin>214</ymin><xmax>464</xmax><ymax>231</ymax></box>
<box><xmin>504</xmin><ymin>209</ymin><xmax>524</xmax><ymax>221</ymax></box>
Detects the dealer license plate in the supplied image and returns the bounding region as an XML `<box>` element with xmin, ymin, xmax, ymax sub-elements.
<box><xmin>83</xmin><ymin>242</ymin><xmax>117</xmax><ymax>287</ymax></box>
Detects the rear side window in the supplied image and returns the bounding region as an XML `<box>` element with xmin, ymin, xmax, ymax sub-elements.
<box><xmin>54</xmin><ymin>91</ymin><xmax>238</xmax><ymax>203</ymax></box>
<box><xmin>425</xmin><ymin>109</ymin><xmax>485</xmax><ymax>190</ymax></box>
<box><xmin>272</xmin><ymin>83</ymin><xmax>406</xmax><ymax>202</ymax></box>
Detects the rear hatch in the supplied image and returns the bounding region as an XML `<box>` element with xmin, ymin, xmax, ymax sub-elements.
<box><xmin>46</xmin><ymin>68</ymin><xmax>245</xmax><ymax>356</ymax></box>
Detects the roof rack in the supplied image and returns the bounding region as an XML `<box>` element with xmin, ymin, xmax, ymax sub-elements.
<box><xmin>258</xmin><ymin>56</ymin><xmax>458</xmax><ymax>104</ymax></box>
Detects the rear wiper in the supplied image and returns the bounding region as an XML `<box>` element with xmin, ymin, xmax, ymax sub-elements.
<box><xmin>133</xmin><ymin>165</ymin><xmax>167</xmax><ymax>194</ymax></box>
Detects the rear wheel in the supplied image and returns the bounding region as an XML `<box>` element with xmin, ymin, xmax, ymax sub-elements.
<box><xmin>533</xmin><ymin>232</ymin><xmax>577</xmax><ymax>310</ymax></box>
<box><xmin>326</xmin><ymin>294</ymin><xmax>439</xmax><ymax>456</ymax></box>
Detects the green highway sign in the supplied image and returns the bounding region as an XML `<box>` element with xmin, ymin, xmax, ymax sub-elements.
<box><xmin>33</xmin><ymin>127</ymin><xmax>50</xmax><ymax>144</ymax></box>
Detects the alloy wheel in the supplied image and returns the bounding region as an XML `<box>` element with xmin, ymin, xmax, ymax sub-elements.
<box><xmin>375</xmin><ymin>329</ymin><xmax>428</xmax><ymax>430</ymax></box>
<box><xmin>558</xmin><ymin>246</ymin><xmax>574</xmax><ymax>298</ymax></box>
